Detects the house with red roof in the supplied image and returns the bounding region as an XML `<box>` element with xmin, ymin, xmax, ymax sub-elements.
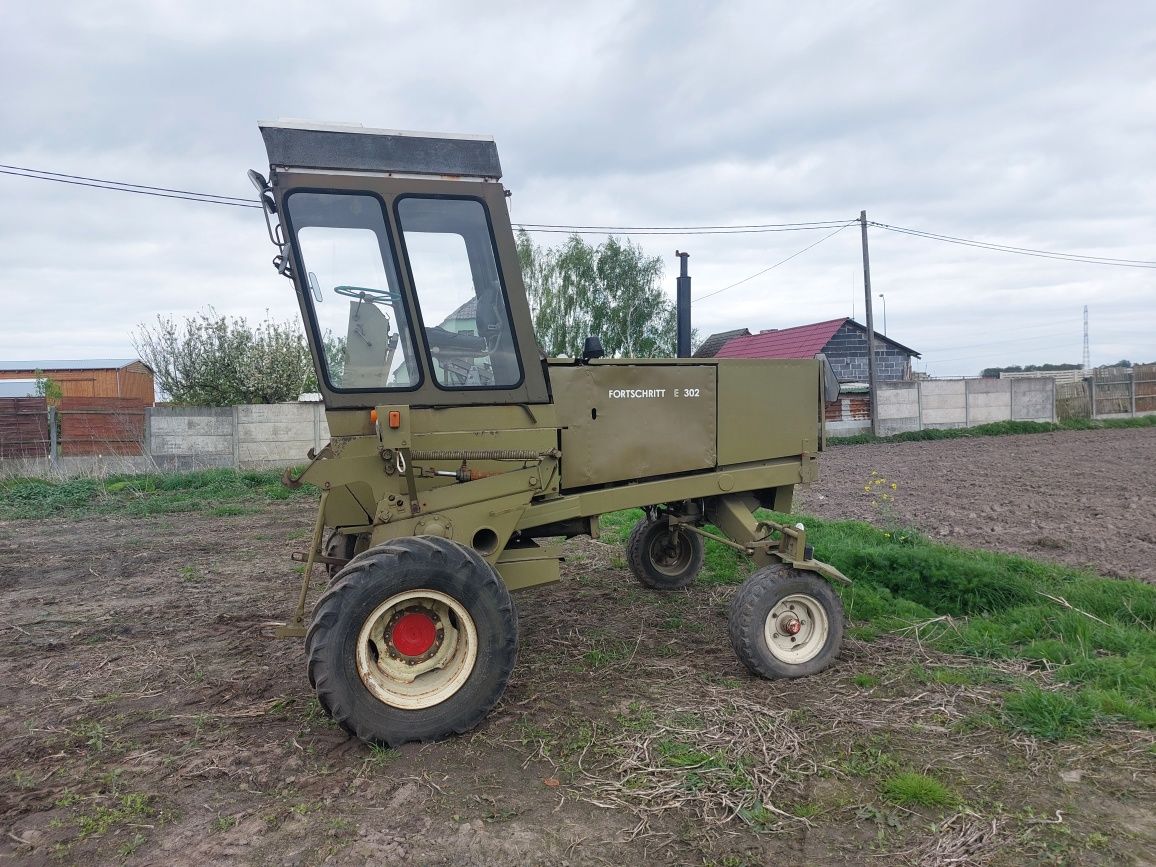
<box><xmin>703</xmin><ymin>318</ymin><xmax>920</xmax><ymax>383</ymax></box>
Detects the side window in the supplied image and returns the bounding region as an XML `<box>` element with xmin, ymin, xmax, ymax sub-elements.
<box><xmin>397</xmin><ymin>197</ymin><xmax>522</xmax><ymax>389</ymax></box>
<box><xmin>288</xmin><ymin>193</ymin><xmax>419</xmax><ymax>390</ymax></box>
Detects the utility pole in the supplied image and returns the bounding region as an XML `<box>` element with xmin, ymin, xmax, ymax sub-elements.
<box><xmin>860</xmin><ymin>211</ymin><xmax>880</xmax><ymax>436</ymax></box>
<box><xmin>1082</xmin><ymin>305</ymin><xmax>1090</xmax><ymax>371</ymax></box>
<box><xmin>675</xmin><ymin>251</ymin><xmax>691</xmax><ymax>358</ymax></box>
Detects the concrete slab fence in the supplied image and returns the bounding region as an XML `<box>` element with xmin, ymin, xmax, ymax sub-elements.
<box><xmin>1</xmin><ymin>380</ymin><xmax>1063</xmax><ymax>478</ymax></box>
<box><xmin>873</xmin><ymin>377</ymin><xmax>1055</xmax><ymax>437</ymax></box>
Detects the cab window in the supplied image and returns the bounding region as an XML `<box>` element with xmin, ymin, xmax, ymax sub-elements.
<box><xmin>397</xmin><ymin>197</ymin><xmax>522</xmax><ymax>389</ymax></box>
<box><xmin>287</xmin><ymin>192</ymin><xmax>420</xmax><ymax>390</ymax></box>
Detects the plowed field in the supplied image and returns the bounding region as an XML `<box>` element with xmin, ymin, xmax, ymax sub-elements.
<box><xmin>800</xmin><ymin>426</ymin><xmax>1156</xmax><ymax>583</ymax></box>
<box><xmin>0</xmin><ymin>428</ymin><xmax>1152</xmax><ymax>865</ymax></box>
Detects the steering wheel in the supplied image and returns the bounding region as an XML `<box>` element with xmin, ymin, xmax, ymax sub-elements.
<box><xmin>334</xmin><ymin>285</ymin><xmax>400</xmax><ymax>304</ymax></box>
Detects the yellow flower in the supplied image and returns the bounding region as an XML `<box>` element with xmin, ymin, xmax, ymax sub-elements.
<box><xmin>890</xmin><ymin>482</ymin><xmax>898</xmax><ymax>490</ymax></box>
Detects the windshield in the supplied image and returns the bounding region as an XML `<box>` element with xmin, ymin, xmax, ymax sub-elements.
<box><xmin>397</xmin><ymin>197</ymin><xmax>522</xmax><ymax>389</ymax></box>
<box><xmin>287</xmin><ymin>192</ymin><xmax>419</xmax><ymax>390</ymax></box>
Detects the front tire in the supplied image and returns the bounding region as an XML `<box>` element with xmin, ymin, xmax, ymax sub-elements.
<box><xmin>626</xmin><ymin>517</ymin><xmax>705</xmax><ymax>590</ymax></box>
<box><xmin>728</xmin><ymin>565</ymin><xmax>844</xmax><ymax>679</ymax></box>
<box><xmin>306</xmin><ymin>536</ymin><xmax>517</xmax><ymax>746</ymax></box>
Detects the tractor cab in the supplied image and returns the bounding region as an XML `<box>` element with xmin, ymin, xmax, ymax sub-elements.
<box><xmin>251</xmin><ymin>121</ymin><xmax>549</xmax><ymax>409</ymax></box>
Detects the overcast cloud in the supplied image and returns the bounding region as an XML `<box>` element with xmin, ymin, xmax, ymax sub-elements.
<box><xmin>2</xmin><ymin>0</ymin><xmax>1153</xmax><ymax>375</ymax></box>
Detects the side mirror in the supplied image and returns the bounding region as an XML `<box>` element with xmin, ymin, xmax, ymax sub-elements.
<box><xmin>816</xmin><ymin>353</ymin><xmax>841</xmax><ymax>402</ymax></box>
<box><xmin>581</xmin><ymin>336</ymin><xmax>605</xmax><ymax>363</ymax></box>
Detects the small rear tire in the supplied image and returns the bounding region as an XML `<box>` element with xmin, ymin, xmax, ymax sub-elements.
<box><xmin>626</xmin><ymin>517</ymin><xmax>705</xmax><ymax>590</ymax></box>
<box><xmin>728</xmin><ymin>565</ymin><xmax>844</xmax><ymax>679</ymax></box>
<box><xmin>306</xmin><ymin>536</ymin><xmax>518</xmax><ymax>746</ymax></box>
<box><xmin>324</xmin><ymin>530</ymin><xmax>359</xmax><ymax>579</ymax></box>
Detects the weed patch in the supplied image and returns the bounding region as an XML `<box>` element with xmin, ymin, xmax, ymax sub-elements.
<box><xmin>880</xmin><ymin>772</ymin><xmax>959</xmax><ymax>808</ymax></box>
<box><xmin>0</xmin><ymin>467</ymin><xmax>315</xmax><ymax>519</ymax></box>
<box><xmin>1003</xmin><ymin>687</ymin><xmax>1095</xmax><ymax>740</ymax></box>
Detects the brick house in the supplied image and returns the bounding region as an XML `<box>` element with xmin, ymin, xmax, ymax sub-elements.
<box><xmin>703</xmin><ymin>318</ymin><xmax>920</xmax><ymax>435</ymax></box>
<box><xmin>711</xmin><ymin>318</ymin><xmax>919</xmax><ymax>382</ymax></box>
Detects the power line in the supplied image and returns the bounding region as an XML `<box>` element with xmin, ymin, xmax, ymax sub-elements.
<box><xmin>516</xmin><ymin>224</ymin><xmax>849</xmax><ymax>236</ymax></box>
<box><xmin>519</xmin><ymin>219</ymin><xmax>849</xmax><ymax>230</ymax></box>
<box><xmin>2</xmin><ymin>162</ymin><xmax>1154</xmax><ymax>270</ymax></box>
<box><xmin>514</xmin><ymin>219</ymin><xmax>852</xmax><ymax>236</ymax></box>
<box><xmin>0</xmin><ymin>163</ymin><xmax>255</xmax><ymax>203</ymax></box>
<box><xmin>0</xmin><ymin>167</ymin><xmax>261</xmax><ymax>209</ymax></box>
<box><xmin>870</xmin><ymin>221</ymin><xmax>1156</xmax><ymax>269</ymax></box>
<box><xmin>0</xmin><ymin>165</ymin><xmax>853</xmax><ymax>232</ymax></box>
<box><xmin>692</xmin><ymin>222</ymin><xmax>856</xmax><ymax>303</ymax></box>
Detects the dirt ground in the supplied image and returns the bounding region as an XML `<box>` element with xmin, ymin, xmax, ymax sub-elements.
<box><xmin>0</xmin><ymin>430</ymin><xmax>1154</xmax><ymax>866</ymax></box>
<box><xmin>798</xmin><ymin>426</ymin><xmax>1156</xmax><ymax>583</ymax></box>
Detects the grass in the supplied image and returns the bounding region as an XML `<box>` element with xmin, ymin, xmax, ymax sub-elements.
<box><xmin>601</xmin><ymin>507</ymin><xmax>1156</xmax><ymax>737</ymax></box>
<box><xmin>880</xmin><ymin>772</ymin><xmax>959</xmax><ymax>808</ymax></box>
<box><xmin>599</xmin><ymin>507</ymin><xmax>746</xmax><ymax>586</ymax></box>
<box><xmin>1003</xmin><ymin>686</ymin><xmax>1096</xmax><ymax>740</ymax></box>
<box><xmin>828</xmin><ymin>414</ymin><xmax>1156</xmax><ymax>446</ymax></box>
<box><xmin>783</xmin><ymin>513</ymin><xmax>1156</xmax><ymax>734</ymax></box>
<box><xmin>0</xmin><ymin>467</ymin><xmax>316</xmax><ymax>519</ymax></box>
<box><xmin>74</xmin><ymin>793</ymin><xmax>157</xmax><ymax>839</ymax></box>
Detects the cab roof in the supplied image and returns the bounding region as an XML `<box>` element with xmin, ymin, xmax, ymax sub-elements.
<box><xmin>259</xmin><ymin>120</ymin><xmax>502</xmax><ymax>180</ymax></box>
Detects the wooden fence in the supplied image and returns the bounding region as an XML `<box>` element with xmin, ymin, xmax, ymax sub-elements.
<box><xmin>1092</xmin><ymin>367</ymin><xmax>1132</xmax><ymax>415</ymax></box>
<box><xmin>58</xmin><ymin>397</ymin><xmax>147</xmax><ymax>456</ymax></box>
<box><xmin>1055</xmin><ymin>366</ymin><xmax>1156</xmax><ymax>420</ymax></box>
<box><xmin>1135</xmin><ymin>363</ymin><xmax>1156</xmax><ymax>414</ymax></box>
<box><xmin>1055</xmin><ymin>380</ymin><xmax>1090</xmax><ymax>420</ymax></box>
<box><xmin>0</xmin><ymin>397</ymin><xmax>50</xmax><ymax>458</ymax></box>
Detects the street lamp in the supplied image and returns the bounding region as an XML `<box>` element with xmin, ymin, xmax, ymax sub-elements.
<box><xmin>877</xmin><ymin>293</ymin><xmax>887</xmax><ymax>336</ymax></box>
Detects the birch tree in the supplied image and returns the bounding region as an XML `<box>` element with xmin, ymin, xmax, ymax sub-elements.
<box><xmin>516</xmin><ymin>231</ymin><xmax>680</xmax><ymax>358</ymax></box>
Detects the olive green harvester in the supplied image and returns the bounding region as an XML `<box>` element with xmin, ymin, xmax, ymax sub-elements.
<box><xmin>250</xmin><ymin>121</ymin><xmax>851</xmax><ymax>746</ymax></box>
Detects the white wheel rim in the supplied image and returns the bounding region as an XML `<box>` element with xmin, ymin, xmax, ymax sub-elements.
<box><xmin>763</xmin><ymin>593</ymin><xmax>829</xmax><ymax>664</ymax></box>
<box><xmin>356</xmin><ymin>589</ymin><xmax>477</xmax><ymax>710</ymax></box>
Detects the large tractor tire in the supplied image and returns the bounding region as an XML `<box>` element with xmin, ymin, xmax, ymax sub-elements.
<box><xmin>728</xmin><ymin>565</ymin><xmax>844</xmax><ymax>679</ymax></box>
<box><xmin>626</xmin><ymin>517</ymin><xmax>705</xmax><ymax>590</ymax></box>
<box><xmin>305</xmin><ymin>536</ymin><xmax>518</xmax><ymax>746</ymax></box>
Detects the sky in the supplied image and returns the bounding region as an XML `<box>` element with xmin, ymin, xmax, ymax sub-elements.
<box><xmin>2</xmin><ymin>0</ymin><xmax>1154</xmax><ymax>377</ymax></box>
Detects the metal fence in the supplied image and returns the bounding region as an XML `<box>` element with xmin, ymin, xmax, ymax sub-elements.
<box><xmin>0</xmin><ymin>397</ymin><xmax>146</xmax><ymax>461</ymax></box>
<box><xmin>57</xmin><ymin>397</ymin><xmax>147</xmax><ymax>456</ymax></box>
<box><xmin>0</xmin><ymin>397</ymin><xmax>51</xmax><ymax>458</ymax></box>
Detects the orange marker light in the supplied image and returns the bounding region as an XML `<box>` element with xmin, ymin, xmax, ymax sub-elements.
<box><xmin>369</xmin><ymin>409</ymin><xmax>378</xmax><ymax>424</ymax></box>
<box><xmin>388</xmin><ymin>410</ymin><xmax>402</xmax><ymax>429</ymax></box>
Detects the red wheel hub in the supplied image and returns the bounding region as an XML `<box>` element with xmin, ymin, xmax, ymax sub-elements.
<box><xmin>390</xmin><ymin>611</ymin><xmax>438</xmax><ymax>657</ymax></box>
<box><xmin>779</xmin><ymin>615</ymin><xmax>802</xmax><ymax>636</ymax></box>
